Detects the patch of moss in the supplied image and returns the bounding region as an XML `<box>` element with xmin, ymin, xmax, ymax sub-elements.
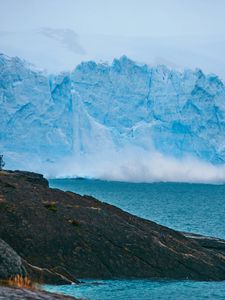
<box><xmin>43</xmin><ymin>202</ymin><xmax>57</xmax><ymax>212</ymax></box>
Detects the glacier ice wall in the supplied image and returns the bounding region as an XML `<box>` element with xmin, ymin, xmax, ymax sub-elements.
<box><xmin>1</xmin><ymin>53</ymin><xmax>225</xmax><ymax>182</ymax></box>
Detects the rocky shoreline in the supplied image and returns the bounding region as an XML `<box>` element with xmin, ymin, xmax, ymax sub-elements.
<box><xmin>1</xmin><ymin>170</ymin><xmax>225</xmax><ymax>298</ymax></box>
<box><xmin>0</xmin><ymin>286</ymin><xmax>80</xmax><ymax>300</ymax></box>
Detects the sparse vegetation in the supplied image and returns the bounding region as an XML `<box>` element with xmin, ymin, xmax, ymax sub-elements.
<box><xmin>43</xmin><ymin>202</ymin><xmax>57</xmax><ymax>212</ymax></box>
<box><xmin>2</xmin><ymin>275</ymin><xmax>33</xmax><ymax>289</ymax></box>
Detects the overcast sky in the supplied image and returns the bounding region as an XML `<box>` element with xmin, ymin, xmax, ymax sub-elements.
<box><xmin>1</xmin><ymin>0</ymin><xmax>225</xmax><ymax>77</ymax></box>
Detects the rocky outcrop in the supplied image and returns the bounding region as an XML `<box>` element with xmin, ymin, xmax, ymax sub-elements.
<box><xmin>0</xmin><ymin>239</ymin><xmax>26</xmax><ymax>280</ymax></box>
<box><xmin>0</xmin><ymin>286</ymin><xmax>80</xmax><ymax>300</ymax></box>
<box><xmin>1</xmin><ymin>170</ymin><xmax>225</xmax><ymax>280</ymax></box>
<box><xmin>0</xmin><ymin>237</ymin><xmax>78</xmax><ymax>285</ymax></box>
<box><xmin>183</xmin><ymin>232</ymin><xmax>225</xmax><ymax>255</ymax></box>
<box><xmin>22</xmin><ymin>261</ymin><xmax>80</xmax><ymax>285</ymax></box>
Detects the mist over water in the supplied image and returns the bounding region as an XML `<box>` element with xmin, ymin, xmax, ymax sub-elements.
<box><xmin>43</xmin><ymin>148</ymin><xmax>225</xmax><ymax>184</ymax></box>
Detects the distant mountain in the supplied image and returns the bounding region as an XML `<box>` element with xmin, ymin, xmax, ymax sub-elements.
<box><xmin>1</xmin><ymin>54</ymin><xmax>225</xmax><ymax>181</ymax></box>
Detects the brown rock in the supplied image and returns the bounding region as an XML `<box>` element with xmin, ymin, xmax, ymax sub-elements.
<box><xmin>0</xmin><ymin>170</ymin><xmax>225</xmax><ymax>280</ymax></box>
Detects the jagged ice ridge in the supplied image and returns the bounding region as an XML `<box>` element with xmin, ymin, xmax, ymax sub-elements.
<box><xmin>1</xmin><ymin>53</ymin><xmax>225</xmax><ymax>182</ymax></box>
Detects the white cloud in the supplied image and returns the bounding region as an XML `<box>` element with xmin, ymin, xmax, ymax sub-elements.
<box><xmin>0</xmin><ymin>0</ymin><xmax>225</xmax><ymax>77</ymax></box>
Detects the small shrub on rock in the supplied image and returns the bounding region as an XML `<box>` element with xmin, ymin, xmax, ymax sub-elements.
<box><xmin>43</xmin><ymin>202</ymin><xmax>57</xmax><ymax>212</ymax></box>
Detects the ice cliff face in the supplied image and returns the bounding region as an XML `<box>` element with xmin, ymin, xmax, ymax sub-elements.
<box><xmin>0</xmin><ymin>54</ymin><xmax>73</xmax><ymax>161</ymax></box>
<box><xmin>1</xmin><ymin>53</ymin><xmax>225</xmax><ymax>177</ymax></box>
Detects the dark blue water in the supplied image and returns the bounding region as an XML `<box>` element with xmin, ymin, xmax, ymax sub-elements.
<box><xmin>46</xmin><ymin>179</ymin><xmax>225</xmax><ymax>300</ymax></box>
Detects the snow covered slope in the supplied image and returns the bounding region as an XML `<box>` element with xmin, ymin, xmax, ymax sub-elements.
<box><xmin>1</xmin><ymin>54</ymin><xmax>225</xmax><ymax>181</ymax></box>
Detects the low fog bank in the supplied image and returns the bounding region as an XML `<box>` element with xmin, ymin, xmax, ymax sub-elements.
<box><xmin>6</xmin><ymin>148</ymin><xmax>225</xmax><ymax>184</ymax></box>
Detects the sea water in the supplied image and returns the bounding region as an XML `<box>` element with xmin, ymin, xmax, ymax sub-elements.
<box><xmin>44</xmin><ymin>179</ymin><xmax>225</xmax><ymax>300</ymax></box>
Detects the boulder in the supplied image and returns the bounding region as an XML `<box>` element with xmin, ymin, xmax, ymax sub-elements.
<box><xmin>0</xmin><ymin>239</ymin><xmax>26</xmax><ymax>280</ymax></box>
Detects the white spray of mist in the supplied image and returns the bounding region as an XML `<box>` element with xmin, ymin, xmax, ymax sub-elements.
<box><xmin>41</xmin><ymin>147</ymin><xmax>225</xmax><ymax>184</ymax></box>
